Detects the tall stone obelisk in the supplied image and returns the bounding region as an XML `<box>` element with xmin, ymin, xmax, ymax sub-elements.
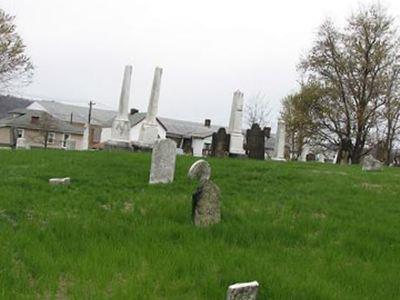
<box><xmin>108</xmin><ymin>65</ymin><xmax>132</xmax><ymax>147</ymax></box>
<box><xmin>228</xmin><ymin>90</ymin><xmax>245</xmax><ymax>156</ymax></box>
<box><xmin>273</xmin><ymin>119</ymin><xmax>286</xmax><ymax>160</ymax></box>
<box><xmin>139</xmin><ymin>67</ymin><xmax>163</xmax><ymax>147</ymax></box>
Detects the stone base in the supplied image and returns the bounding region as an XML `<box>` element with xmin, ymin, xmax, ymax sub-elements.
<box><xmin>228</xmin><ymin>153</ymin><xmax>247</xmax><ymax>159</ymax></box>
<box><xmin>139</xmin><ymin>122</ymin><xmax>159</xmax><ymax>146</ymax></box>
<box><xmin>111</xmin><ymin>118</ymin><xmax>131</xmax><ymax>141</ymax></box>
<box><xmin>131</xmin><ymin>141</ymin><xmax>154</xmax><ymax>152</ymax></box>
<box><xmin>104</xmin><ymin>140</ymin><xmax>132</xmax><ymax>151</ymax></box>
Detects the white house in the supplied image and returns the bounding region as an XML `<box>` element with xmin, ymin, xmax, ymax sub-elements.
<box><xmin>101</xmin><ymin>110</ymin><xmax>221</xmax><ymax>157</ymax></box>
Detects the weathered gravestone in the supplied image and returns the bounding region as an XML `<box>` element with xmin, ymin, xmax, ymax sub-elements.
<box><xmin>362</xmin><ymin>154</ymin><xmax>383</xmax><ymax>172</ymax></box>
<box><xmin>246</xmin><ymin>124</ymin><xmax>265</xmax><ymax>160</ymax></box>
<box><xmin>188</xmin><ymin>160</ymin><xmax>220</xmax><ymax>227</ymax></box>
<box><xmin>211</xmin><ymin>128</ymin><xmax>230</xmax><ymax>157</ymax></box>
<box><xmin>149</xmin><ymin>139</ymin><xmax>177</xmax><ymax>184</ymax></box>
<box><xmin>226</xmin><ymin>281</ymin><xmax>259</xmax><ymax>300</ymax></box>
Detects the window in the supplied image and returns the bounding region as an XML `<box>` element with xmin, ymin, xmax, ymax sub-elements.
<box><xmin>62</xmin><ymin>134</ymin><xmax>70</xmax><ymax>148</ymax></box>
<box><xmin>16</xmin><ymin>129</ymin><xmax>24</xmax><ymax>138</ymax></box>
<box><xmin>48</xmin><ymin>132</ymin><xmax>56</xmax><ymax>144</ymax></box>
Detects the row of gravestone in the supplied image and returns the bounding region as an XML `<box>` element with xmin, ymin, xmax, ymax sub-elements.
<box><xmin>211</xmin><ymin>124</ymin><xmax>270</xmax><ymax>160</ymax></box>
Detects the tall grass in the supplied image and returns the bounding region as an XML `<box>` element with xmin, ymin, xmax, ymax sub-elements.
<box><xmin>0</xmin><ymin>150</ymin><xmax>399</xmax><ymax>299</ymax></box>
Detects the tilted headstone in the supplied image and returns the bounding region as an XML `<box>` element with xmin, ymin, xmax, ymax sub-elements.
<box><xmin>149</xmin><ymin>139</ymin><xmax>177</xmax><ymax>184</ymax></box>
<box><xmin>211</xmin><ymin>128</ymin><xmax>230</xmax><ymax>157</ymax></box>
<box><xmin>362</xmin><ymin>154</ymin><xmax>383</xmax><ymax>171</ymax></box>
<box><xmin>188</xmin><ymin>159</ymin><xmax>211</xmax><ymax>183</ymax></box>
<box><xmin>16</xmin><ymin>138</ymin><xmax>30</xmax><ymax>150</ymax></box>
<box><xmin>226</xmin><ymin>281</ymin><xmax>259</xmax><ymax>300</ymax></box>
<box><xmin>192</xmin><ymin>180</ymin><xmax>221</xmax><ymax>227</ymax></box>
<box><xmin>49</xmin><ymin>177</ymin><xmax>71</xmax><ymax>185</ymax></box>
<box><xmin>246</xmin><ymin>123</ymin><xmax>265</xmax><ymax>160</ymax></box>
<box><xmin>188</xmin><ymin>160</ymin><xmax>220</xmax><ymax>227</ymax></box>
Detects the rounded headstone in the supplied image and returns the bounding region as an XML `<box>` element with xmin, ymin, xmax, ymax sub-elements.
<box><xmin>188</xmin><ymin>160</ymin><xmax>211</xmax><ymax>183</ymax></box>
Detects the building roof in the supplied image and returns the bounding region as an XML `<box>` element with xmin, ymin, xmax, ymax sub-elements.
<box><xmin>158</xmin><ymin>117</ymin><xmax>222</xmax><ymax>139</ymax></box>
<box><xmin>0</xmin><ymin>109</ymin><xmax>83</xmax><ymax>135</ymax></box>
<box><xmin>0</xmin><ymin>95</ymin><xmax>32</xmax><ymax>119</ymax></box>
<box><xmin>31</xmin><ymin>100</ymin><xmax>117</xmax><ymax>127</ymax></box>
<box><xmin>1</xmin><ymin>96</ymin><xmax>228</xmax><ymax>140</ymax></box>
<box><xmin>127</xmin><ymin>112</ymin><xmax>224</xmax><ymax>139</ymax></box>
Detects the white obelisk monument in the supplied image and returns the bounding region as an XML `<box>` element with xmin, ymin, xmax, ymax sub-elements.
<box><xmin>273</xmin><ymin>119</ymin><xmax>286</xmax><ymax>160</ymax></box>
<box><xmin>228</xmin><ymin>90</ymin><xmax>245</xmax><ymax>155</ymax></box>
<box><xmin>109</xmin><ymin>65</ymin><xmax>132</xmax><ymax>146</ymax></box>
<box><xmin>139</xmin><ymin>67</ymin><xmax>163</xmax><ymax>147</ymax></box>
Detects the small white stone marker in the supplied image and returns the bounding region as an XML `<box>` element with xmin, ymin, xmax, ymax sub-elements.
<box><xmin>49</xmin><ymin>177</ymin><xmax>71</xmax><ymax>185</ymax></box>
<box><xmin>226</xmin><ymin>281</ymin><xmax>259</xmax><ymax>300</ymax></box>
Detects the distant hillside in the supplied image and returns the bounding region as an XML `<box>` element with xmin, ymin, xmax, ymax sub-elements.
<box><xmin>0</xmin><ymin>95</ymin><xmax>32</xmax><ymax>119</ymax></box>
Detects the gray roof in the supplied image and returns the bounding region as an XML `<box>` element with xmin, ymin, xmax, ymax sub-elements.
<box><xmin>0</xmin><ymin>109</ymin><xmax>82</xmax><ymax>134</ymax></box>
<box><xmin>126</xmin><ymin>112</ymin><xmax>224</xmax><ymax>139</ymax></box>
<box><xmin>0</xmin><ymin>95</ymin><xmax>32</xmax><ymax>119</ymax></box>
<box><xmin>158</xmin><ymin>117</ymin><xmax>223</xmax><ymax>139</ymax></box>
<box><xmin>36</xmin><ymin>100</ymin><xmax>117</xmax><ymax>127</ymax></box>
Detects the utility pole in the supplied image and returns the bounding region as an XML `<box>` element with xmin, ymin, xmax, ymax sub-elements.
<box><xmin>88</xmin><ymin>101</ymin><xmax>96</xmax><ymax>125</ymax></box>
<box><xmin>87</xmin><ymin>101</ymin><xmax>96</xmax><ymax>148</ymax></box>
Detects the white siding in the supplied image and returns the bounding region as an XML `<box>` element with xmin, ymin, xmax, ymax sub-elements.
<box><xmin>100</xmin><ymin>128</ymin><xmax>112</xmax><ymax>143</ymax></box>
<box><xmin>130</xmin><ymin>119</ymin><xmax>167</xmax><ymax>142</ymax></box>
<box><xmin>192</xmin><ymin>136</ymin><xmax>212</xmax><ymax>157</ymax></box>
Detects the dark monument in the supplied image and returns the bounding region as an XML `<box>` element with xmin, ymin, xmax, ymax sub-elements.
<box><xmin>246</xmin><ymin>123</ymin><xmax>265</xmax><ymax>160</ymax></box>
<box><xmin>211</xmin><ymin>128</ymin><xmax>230</xmax><ymax>157</ymax></box>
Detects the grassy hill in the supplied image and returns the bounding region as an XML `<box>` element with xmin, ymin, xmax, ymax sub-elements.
<box><xmin>0</xmin><ymin>150</ymin><xmax>399</xmax><ymax>299</ymax></box>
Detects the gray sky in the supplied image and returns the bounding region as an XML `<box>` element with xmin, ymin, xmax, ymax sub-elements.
<box><xmin>1</xmin><ymin>0</ymin><xmax>400</xmax><ymax>127</ymax></box>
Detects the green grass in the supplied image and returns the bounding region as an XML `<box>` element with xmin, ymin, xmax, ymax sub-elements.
<box><xmin>0</xmin><ymin>150</ymin><xmax>399</xmax><ymax>299</ymax></box>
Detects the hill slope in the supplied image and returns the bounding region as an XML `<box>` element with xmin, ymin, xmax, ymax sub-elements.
<box><xmin>0</xmin><ymin>150</ymin><xmax>399</xmax><ymax>299</ymax></box>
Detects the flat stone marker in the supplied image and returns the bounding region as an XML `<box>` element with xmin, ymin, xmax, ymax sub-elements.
<box><xmin>188</xmin><ymin>160</ymin><xmax>211</xmax><ymax>183</ymax></box>
<box><xmin>362</xmin><ymin>155</ymin><xmax>383</xmax><ymax>171</ymax></box>
<box><xmin>226</xmin><ymin>281</ymin><xmax>259</xmax><ymax>300</ymax></box>
<box><xmin>192</xmin><ymin>180</ymin><xmax>221</xmax><ymax>227</ymax></box>
<box><xmin>149</xmin><ymin>139</ymin><xmax>177</xmax><ymax>184</ymax></box>
<box><xmin>49</xmin><ymin>177</ymin><xmax>71</xmax><ymax>185</ymax></box>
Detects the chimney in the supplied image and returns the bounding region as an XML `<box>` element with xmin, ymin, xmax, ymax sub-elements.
<box><xmin>130</xmin><ymin>108</ymin><xmax>139</xmax><ymax>115</ymax></box>
<box><xmin>204</xmin><ymin>119</ymin><xmax>211</xmax><ymax>127</ymax></box>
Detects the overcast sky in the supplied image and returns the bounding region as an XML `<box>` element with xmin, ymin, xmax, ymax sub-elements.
<box><xmin>1</xmin><ymin>0</ymin><xmax>400</xmax><ymax>127</ymax></box>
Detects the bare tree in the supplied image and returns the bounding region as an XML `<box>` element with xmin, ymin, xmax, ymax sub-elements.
<box><xmin>299</xmin><ymin>4</ymin><xmax>400</xmax><ymax>164</ymax></box>
<box><xmin>0</xmin><ymin>9</ymin><xmax>33</xmax><ymax>91</ymax></box>
<box><xmin>244</xmin><ymin>92</ymin><xmax>271</xmax><ymax>128</ymax></box>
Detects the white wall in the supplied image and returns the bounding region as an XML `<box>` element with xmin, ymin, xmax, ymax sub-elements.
<box><xmin>130</xmin><ymin>119</ymin><xmax>166</xmax><ymax>142</ymax></box>
<box><xmin>100</xmin><ymin>127</ymin><xmax>112</xmax><ymax>143</ymax></box>
<box><xmin>192</xmin><ymin>136</ymin><xmax>212</xmax><ymax>157</ymax></box>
